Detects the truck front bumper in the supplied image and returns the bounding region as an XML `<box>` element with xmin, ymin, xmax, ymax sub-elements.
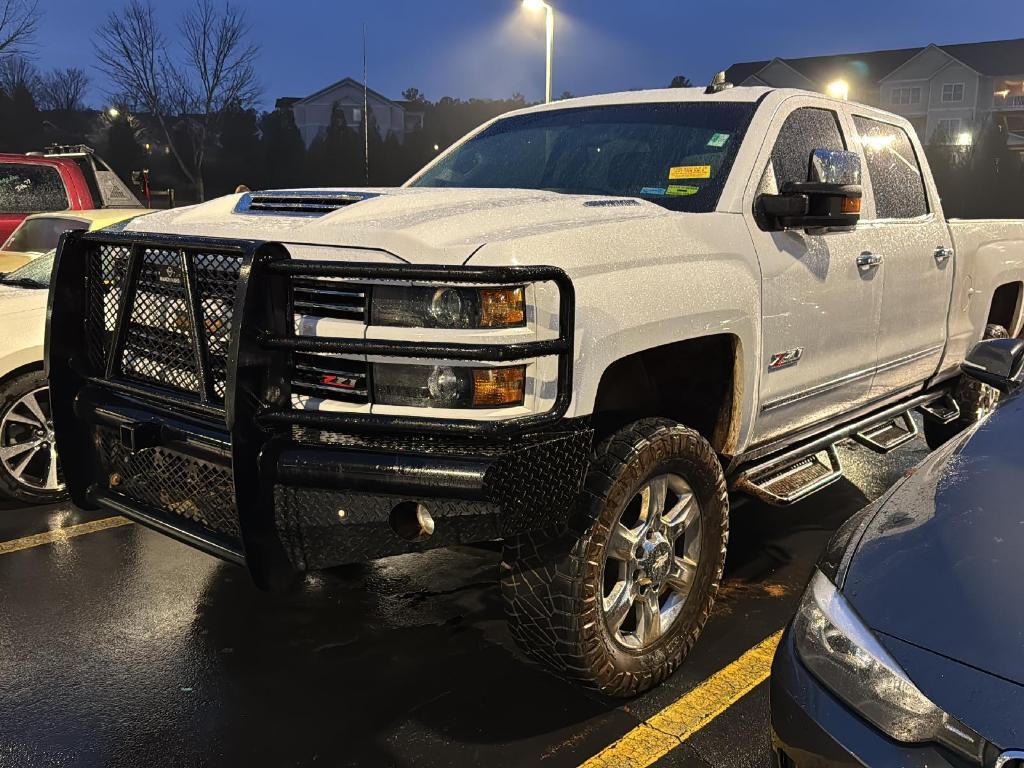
<box><xmin>47</xmin><ymin>231</ymin><xmax>581</xmax><ymax>589</ymax></box>
<box><xmin>69</xmin><ymin>386</ymin><xmax>591</xmax><ymax>584</ymax></box>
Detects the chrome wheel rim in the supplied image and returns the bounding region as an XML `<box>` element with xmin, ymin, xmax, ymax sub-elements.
<box><xmin>0</xmin><ymin>386</ymin><xmax>63</xmax><ymax>492</ymax></box>
<box><xmin>601</xmin><ymin>473</ymin><xmax>702</xmax><ymax>650</ymax></box>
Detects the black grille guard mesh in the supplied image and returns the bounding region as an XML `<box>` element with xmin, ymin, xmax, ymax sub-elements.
<box><xmin>46</xmin><ymin>230</ymin><xmax>576</xmax><ymax>588</ymax></box>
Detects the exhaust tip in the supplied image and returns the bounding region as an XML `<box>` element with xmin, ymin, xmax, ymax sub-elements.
<box><xmin>390</xmin><ymin>501</ymin><xmax>435</xmax><ymax>542</ymax></box>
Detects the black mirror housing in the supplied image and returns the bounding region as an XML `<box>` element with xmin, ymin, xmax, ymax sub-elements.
<box><xmin>962</xmin><ymin>338</ymin><xmax>1024</xmax><ymax>393</ymax></box>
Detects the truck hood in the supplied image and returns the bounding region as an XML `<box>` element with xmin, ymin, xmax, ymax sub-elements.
<box><xmin>843</xmin><ymin>393</ymin><xmax>1024</xmax><ymax>688</ymax></box>
<box><xmin>123</xmin><ymin>187</ymin><xmax>671</xmax><ymax>264</ymax></box>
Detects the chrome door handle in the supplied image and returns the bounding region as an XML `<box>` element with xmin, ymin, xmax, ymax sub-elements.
<box><xmin>934</xmin><ymin>246</ymin><xmax>954</xmax><ymax>263</ymax></box>
<box><xmin>857</xmin><ymin>252</ymin><xmax>883</xmax><ymax>270</ymax></box>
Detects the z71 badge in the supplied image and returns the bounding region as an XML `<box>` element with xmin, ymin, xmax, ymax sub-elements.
<box><xmin>768</xmin><ymin>348</ymin><xmax>803</xmax><ymax>370</ymax></box>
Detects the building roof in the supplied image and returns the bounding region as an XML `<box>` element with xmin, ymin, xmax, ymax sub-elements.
<box><xmin>725</xmin><ymin>38</ymin><xmax>1024</xmax><ymax>89</ymax></box>
<box><xmin>726</xmin><ymin>46</ymin><xmax>921</xmax><ymax>89</ymax></box>
<box><xmin>941</xmin><ymin>38</ymin><xmax>1024</xmax><ymax>75</ymax></box>
<box><xmin>293</xmin><ymin>77</ymin><xmax>402</xmax><ymax>109</ymax></box>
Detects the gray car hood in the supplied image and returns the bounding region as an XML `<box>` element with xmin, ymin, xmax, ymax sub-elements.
<box><xmin>843</xmin><ymin>393</ymin><xmax>1024</xmax><ymax>688</ymax></box>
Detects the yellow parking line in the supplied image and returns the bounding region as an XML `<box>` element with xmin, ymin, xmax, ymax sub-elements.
<box><xmin>0</xmin><ymin>516</ymin><xmax>133</xmax><ymax>555</ymax></box>
<box><xmin>579</xmin><ymin>630</ymin><xmax>783</xmax><ymax>768</ymax></box>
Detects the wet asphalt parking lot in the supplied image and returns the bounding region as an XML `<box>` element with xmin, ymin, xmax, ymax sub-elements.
<box><xmin>0</xmin><ymin>431</ymin><xmax>930</xmax><ymax>768</ymax></box>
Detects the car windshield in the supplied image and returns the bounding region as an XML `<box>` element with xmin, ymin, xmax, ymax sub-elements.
<box><xmin>0</xmin><ymin>250</ymin><xmax>55</xmax><ymax>288</ymax></box>
<box><xmin>2</xmin><ymin>216</ymin><xmax>86</xmax><ymax>254</ymax></box>
<box><xmin>410</xmin><ymin>101</ymin><xmax>757</xmax><ymax>212</ymax></box>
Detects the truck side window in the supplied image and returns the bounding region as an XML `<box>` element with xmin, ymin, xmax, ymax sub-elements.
<box><xmin>853</xmin><ymin>117</ymin><xmax>929</xmax><ymax>220</ymax></box>
<box><xmin>770</xmin><ymin>108</ymin><xmax>846</xmax><ymax>189</ymax></box>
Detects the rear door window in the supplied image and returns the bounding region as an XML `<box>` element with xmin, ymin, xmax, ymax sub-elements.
<box><xmin>853</xmin><ymin>117</ymin><xmax>929</xmax><ymax>219</ymax></box>
<box><xmin>0</xmin><ymin>164</ymin><xmax>70</xmax><ymax>213</ymax></box>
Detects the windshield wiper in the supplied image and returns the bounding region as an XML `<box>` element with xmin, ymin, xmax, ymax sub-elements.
<box><xmin>0</xmin><ymin>276</ymin><xmax>48</xmax><ymax>289</ymax></box>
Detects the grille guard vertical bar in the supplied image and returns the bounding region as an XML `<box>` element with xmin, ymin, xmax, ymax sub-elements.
<box><xmin>181</xmin><ymin>248</ymin><xmax>213</xmax><ymax>403</ymax></box>
<box><xmin>48</xmin><ymin>229</ymin><xmax>97</xmax><ymax>510</ymax></box>
<box><xmin>224</xmin><ymin>240</ymin><xmax>297</xmax><ymax>590</ymax></box>
<box><xmin>104</xmin><ymin>243</ymin><xmax>142</xmax><ymax>380</ymax></box>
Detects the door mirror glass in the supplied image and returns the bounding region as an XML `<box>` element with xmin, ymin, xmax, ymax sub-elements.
<box><xmin>760</xmin><ymin>148</ymin><xmax>863</xmax><ymax>233</ymax></box>
<box><xmin>962</xmin><ymin>338</ymin><xmax>1024</xmax><ymax>393</ymax></box>
<box><xmin>809</xmin><ymin>149</ymin><xmax>862</xmax><ymax>186</ymax></box>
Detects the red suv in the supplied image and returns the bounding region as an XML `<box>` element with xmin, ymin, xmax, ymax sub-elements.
<box><xmin>0</xmin><ymin>146</ymin><xmax>142</xmax><ymax>243</ymax></box>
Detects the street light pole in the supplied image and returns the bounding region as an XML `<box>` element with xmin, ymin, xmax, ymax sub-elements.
<box><xmin>523</xmin><ymin>0</ymin><xmax>554</xmax><ymax>103</ymax></box>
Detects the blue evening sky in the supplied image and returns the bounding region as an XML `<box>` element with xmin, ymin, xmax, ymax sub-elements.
<box><xmin>35</xmin><ymin>0</ymin><xmax>1024</xmax><ymax>109</ymax></box>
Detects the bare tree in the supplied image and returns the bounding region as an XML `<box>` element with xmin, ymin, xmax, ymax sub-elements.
<box><xmin>94</xmin><ymin>0</ymin><xmax>259</xmax><ymax>201</ymax></box>
<box><xmin>37</xmin><ymin>66</ymin><xmax>90</xmax><ymax>111</ymax></box>
<box><xmin>175</xmin><ymin>0</ymin><xmax>259</xmax><ymax>200</ymax></box>
<box><xmin>0</xmin><ymin>54</ymin><xmax>40</xmax><ymax>99</ymax></box>
<box><xmin>0</xmin><ymin>0</ymin><xmax>39</xmax><ymax>59</ymax></box>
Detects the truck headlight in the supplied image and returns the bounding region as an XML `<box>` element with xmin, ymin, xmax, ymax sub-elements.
<box><xmin>794</xmin><ymin>570</ymin><xmax>987</xmax><ymax>764</ymax></box>
<box><xmin>371</xmin><ymin>286</ymin><xmax>526</xmax><ymax>329</ymax></box>
<box><xmin>373</xmin><ymin>364</ymin><xmax>525</xmax><ymax>408</ymax></box>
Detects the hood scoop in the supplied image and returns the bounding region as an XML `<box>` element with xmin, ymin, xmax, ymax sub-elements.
<box><xmin>235</xmin><ymin>189</ymin><xmax>380</xmax><ymax>217</ymax></box>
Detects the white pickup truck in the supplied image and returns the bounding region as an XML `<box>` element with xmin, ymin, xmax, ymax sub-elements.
<box><xmin>46</xmin><ymin>83</ymin><xmax>1024</xmax><ymax>696</ymax></box>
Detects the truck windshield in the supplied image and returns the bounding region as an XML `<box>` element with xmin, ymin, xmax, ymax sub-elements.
<box><xmin>410</xmin><ymin>101</ymin><xmax>757</xmax><ymax>212</ymax></box>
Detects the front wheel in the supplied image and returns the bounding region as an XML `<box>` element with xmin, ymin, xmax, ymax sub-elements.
<box><xmin>0</xmin><ymin>369</ymin><xmax>66</xmax><ymax>505</ymax></box>
<box><xmin>500</xmin><ymin>418</ymin><xmax>729</xmax><ymax>697</ymax></box>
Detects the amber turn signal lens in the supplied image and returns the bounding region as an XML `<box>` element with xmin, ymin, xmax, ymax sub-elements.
<box><xmin>472</xmin><ymin>366</ymin><xmax>526</xmax><ymax>407</ymax></box>
<box><xmin>479</xmin><ymin>287</ymin><xmax>526</xmax><ymax>328</ymax></box>
<box><xmin>842</xmin><ymin>197</ymin><xmax>862</xmax><ymax>214</ymax></box>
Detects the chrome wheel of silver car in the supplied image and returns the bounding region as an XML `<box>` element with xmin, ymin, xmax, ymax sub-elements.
<box><xmin>602</xmin><ymin>473</ymin><xmax>703</xmax><ymax>650</ymax></box>
<box><xmin>0</xmin><ymin>386</ymin><xmax>62</xmax><ymax>493</ymax></box>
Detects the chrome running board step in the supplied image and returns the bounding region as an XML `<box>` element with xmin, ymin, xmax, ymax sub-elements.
<box><xmin>918</xmin><ymin>395</ymin><xmax>960</xmax><ymax>425</ymax></box>
<box><xmin>853</xmin><ymin>412</ymin><xmax>918</xmax><ymax>454</ymax></box>
<box><xmin>733</xmin><ymin>445</ymin><xmax>843</xmax><ymax>506</ymax></box>
<box><xmin>732</xmin><ymin>388</ymin><xmax>952</xmax><ymax>507</ymax></box>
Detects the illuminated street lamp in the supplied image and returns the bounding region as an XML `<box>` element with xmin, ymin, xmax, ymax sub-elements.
<box><xmin>825</xmin><ymin>80</ymin><xmax>850</xmax><ymax>101</ymax></box>
<box><xmin>522</xmin><ymin>0</ymin><xmax>554</xmax><ymax>103</ymax></box>
<box><xmin>107</xmin><ymin>106</ymin><xmax>121</xmax><ymax>119</ymax></box>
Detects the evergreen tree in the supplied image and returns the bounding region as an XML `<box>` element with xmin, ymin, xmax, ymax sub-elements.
<box><xmin>0</xmin><ymin>83</ymin><xmax>43</xmax><ymax>152</ymax></box>
<box><xmin>259</xmin><ymin>108</ymin><xmax>306</xmax><ymax>189</ymax></box>
<box><xmin>208</xmin><ymin>106</ymin><xmax>261</xmax><ymax>196</ymax></box>
<box><xmin>306</xmin><ymin>103</ymin><xmax>357</xmax><ymax>185</ymax></box>
<box><xmin>969</xmin><ymin>117</ymin><xmax>1016</xmax><ymax>218</ymax></box>
<box><xmin>101</xmin><ymin>115</ymin><xmax>146</xmax><ymax>188</ymax></box>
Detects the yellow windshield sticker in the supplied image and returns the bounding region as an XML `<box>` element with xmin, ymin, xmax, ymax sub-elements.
<box><xmin>666</xmin><ymin>185</ymin><xmax>700</xmax><ymax>196</ymax></box>
<box><xmin>669</xmin><ymin>165</ymin><xmax>711</xmax><ymax>180</ymax></box>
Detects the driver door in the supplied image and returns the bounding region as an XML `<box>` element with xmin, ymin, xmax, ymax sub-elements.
<box><xmin>746</xmin><ymin>100</ymin><xmax>884</xmax><ymax>444</ymax></box>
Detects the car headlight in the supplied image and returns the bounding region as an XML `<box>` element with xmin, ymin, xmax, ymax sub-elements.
<box><xmin>371</xmin><ymin>285</ymin><xmax>526</xmax><ymax>329</ymax></box>
<box><xmin>373</xmin><ymin>363</ymin><xmax>526</xmax><ymax>408</ymax></box>
<box><xmin>794</xmin><ymin>570</ymin><xmax>988</xmax><ymax>764</ymax></box>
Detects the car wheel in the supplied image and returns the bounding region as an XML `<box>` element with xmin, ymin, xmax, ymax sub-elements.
<box><xmin>500</xmin><ymin>418</ymin><xmax>729</xmax><ymax>697</ymax></box>
<box><xmin>0</xmin><ymin>369</ymin><xmax>67</xmax><ymax>505</ymax></box>
<box><xmin>924</xmin><ymin>323</ymin><xmax>1008</xmax><ymax>450</ymax></box>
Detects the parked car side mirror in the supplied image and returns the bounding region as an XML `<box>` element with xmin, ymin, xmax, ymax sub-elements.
<box><xmin>761</xmin><ymin>149</ymin><xmax>863</xmax><ymax>233</ymax></box>
<box><xmin>962</xmin><ymin>337</ymin><xmax>1024</xmax><ymax>393</ymax></box>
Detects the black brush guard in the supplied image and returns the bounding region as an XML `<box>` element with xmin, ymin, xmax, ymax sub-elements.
<box><xmin>46</xmin><ymin>230</ymin><xmax>590</xmax><ymax>589</ymax></box>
